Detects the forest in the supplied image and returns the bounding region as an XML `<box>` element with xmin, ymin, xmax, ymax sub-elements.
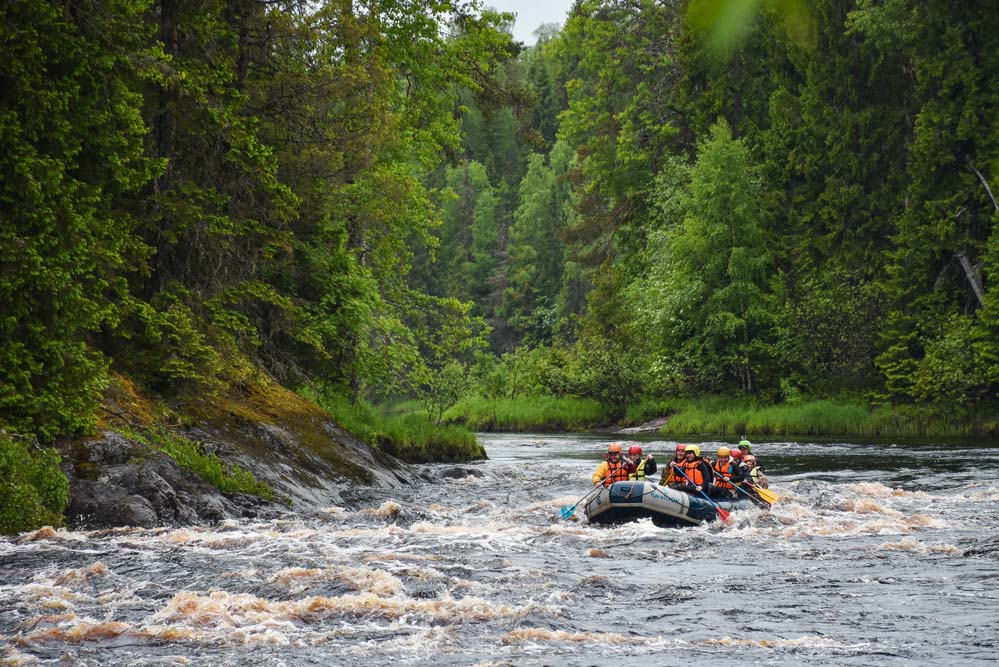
<box><xmin>3</xmin><ymin>0</ymin><xmax>999</xmax><ymax>450</ymax></box>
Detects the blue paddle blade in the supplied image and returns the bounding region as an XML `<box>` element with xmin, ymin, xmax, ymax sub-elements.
<box><xmin>559</xmin><ymin>505</ymin><xmax>575</xmax><ymax>519</ymax></box>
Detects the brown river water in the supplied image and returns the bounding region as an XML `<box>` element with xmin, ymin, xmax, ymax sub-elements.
<box><xmin>2</xmin><ymin>433</ymin><xmax>999</xmax><ymax>666</ymax></box>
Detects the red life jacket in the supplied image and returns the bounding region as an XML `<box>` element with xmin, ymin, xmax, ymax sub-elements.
<box><xmin>713</xmin><ymin>460</ymin><xmax>735</xmax><ymax>489</ymax></box>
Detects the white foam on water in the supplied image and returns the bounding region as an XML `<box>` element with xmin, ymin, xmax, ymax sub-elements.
<box><xmin>876</xmin><ymin>537</ymin><xmax>961</xmax><ymax>555</ymax></box>
<box><xmin>1</xmin><ymin>646</ymin><xmax>40</xmax><ymax>665</ymax></box>
<box><xmin>268</xmin><ymin>565</ymin><xmax>403</xmax><ymax>596</ymax></box>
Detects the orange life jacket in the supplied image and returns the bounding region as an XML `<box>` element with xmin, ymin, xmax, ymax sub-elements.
<box><xmin>713</xmin><ymin>460</ymin><xmax>735</xmax><ymax>489</ymax></box>
<box><xmin>664</xmin><ymin>457</ymin><xmax>684</xmax><ymax>484</ymax></box>
<box><xmin>602</xmin><ymin>461</ymin><xmax>630</xmax><ymax>486</ymax></box>
<box><xmin>680</xmin><ymin>459</ymin><xmax>705</xmax><ymax>486</ymax></box>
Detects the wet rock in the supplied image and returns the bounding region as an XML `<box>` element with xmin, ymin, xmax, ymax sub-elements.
<box><xmin>964</xmin><ymin>538</ymin><xmax>999</xmax><ymax>558</ymax></box>
<box><xmin>77</xmin><ymin>431</ymin><xmax>137</xmax><ymax>465</ymax></box>
<box><xmin>617</xmin><ymin>416</ymin><xmax>670</xmax><ymax>434</ymax></box>
<box><xmin>68</xmin><ymin>480</ymin><xmax>159</xmax><ymax>528</ymax></box>
<box><xmin>64</xmin><ymin>448</ymin><xmax>262</xmax><ymax>529</ymax></box>
<box><xmin>439</xmin><ymin>467</ymin><xmax>485</xmax><ymax>479</ymax></box>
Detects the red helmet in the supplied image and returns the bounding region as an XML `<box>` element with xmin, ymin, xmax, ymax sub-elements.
<box><xmin>675</xmin><ymin>444</ymin><xmax>686</xmax><ymax>453</ymax></box>
<box><xmin>730</xmin><ymin>448</ymin><xmax>744</xmax><ymax>459</ymax></box>
<box><xmin>628</xmin><ymin>445</ymin><xmax>643</xmax><ymax>457</ymax></box>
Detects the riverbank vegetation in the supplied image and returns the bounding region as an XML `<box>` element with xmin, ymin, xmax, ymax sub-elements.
<box><xmin>310</xmin><ymin>393</ymin><xmax>484</xmax><ymax>463</ymax></box>
<box><xmin>0</xmin><ymin>434</ymin><xmax>69</xmax><ymax>535</ymax></box>
<box><xmin>4</xmin><ymin>0</ymin><xmax>999</xmax><ymax>536</ymax></box>
<box><xmin>657</xmin><ymin>399</ymin><xmax>998</xmax><ymax>439</ymax></box>
<box><xmin>444</xmin><ymin>396</ymin><xmax>611</xmax><ymax>432</ymax></box>
<box><xmin>131</xmin><ymin>429</ymin><xmax>275</xmax><ymax>501</ymax></box>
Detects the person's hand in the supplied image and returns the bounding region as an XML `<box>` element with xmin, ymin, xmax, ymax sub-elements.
<box><xmin>695</xmin><ymin>485</ymin><xmax>702</xmax><ymax>492</ymax></box>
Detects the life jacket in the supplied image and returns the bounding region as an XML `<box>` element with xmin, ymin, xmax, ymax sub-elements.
<box><xmin>602</xmin><ymin>460</ymin><xmax>630</xmax><ymax>486</ymax></box>
<box><xmin>628</xmin><ymin>458</ymin><xmax>648</xmax><ymax>481</ymax></box>
<box><xmin>679</xmin><ymin>459</ymin><xmax>705</xmax><ymax>486</ymax></box>
<box><xmin>712</xmin><ymin>460</ymin><xmax>736</xmax><ymax>489</ymax></box>
<box><xmin>663</xmin><ymin>457</ymin><xmax>684</xmax><ymax>484</ymax></box>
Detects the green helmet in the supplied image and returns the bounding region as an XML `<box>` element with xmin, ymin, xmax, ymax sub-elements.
<box><xmin>738</xmin><ymin>437</ymin><xmax>752</xmax><ymax>453</ymax></box>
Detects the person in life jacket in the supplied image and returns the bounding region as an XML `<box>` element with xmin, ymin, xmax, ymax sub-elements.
<box><xmin>626</xmin><ymin>445</ymin><xmax>657</xmax><ymax>481</ymax></box>
<box><xmin>741</xmin><ymin>453</ymin><xmax>769</xmax><ymax>489</ymax></box>
<box><xmin>730</xmin><ymin>449</ymin><xmax>768</xmax><ymax>505</ymax></box>
<box><xmin>737</xmin><ymin>437</ymin><xmax>762</xmax><ymax>471</ymax></box>
<box><xmin>710</xmin><ymin>446</ymin><xmax>744</xmax><ymax>499</ymax></box>
<box><xmin>674</xmin><ymin>444</ymin><xmax>714</xmax><ymax>494</ymax></box>
<box><xmin>591</xmin><ymin>443</ymin><xmax>633</xmax><ymax>486</ymax></box>
<box><xmin>661</xmin><ymin>444</ymin><xmax>686</xmax><ymax>485</ymax></box>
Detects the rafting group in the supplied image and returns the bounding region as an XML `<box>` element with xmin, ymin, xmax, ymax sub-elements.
<box><xmin>564</xmin><ymin>438</ymin><xmax>779</xmax><ymax>527</ymax></box>
<box><xmin>591</xmin><ymin>439</ymin><xmax>770</xmax><ymax>503</ymax></box>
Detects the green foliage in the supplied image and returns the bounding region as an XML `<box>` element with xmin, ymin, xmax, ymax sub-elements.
<box><xmin>444</xmin><ymin>396</ymin><xmax>610</xmax><ymax>432</ymax></box>
<box><xmin>308</xmin><ymin>391</ymin><xmax>483</xmax><ymax>463</ymax></box>
<box><xmin>638</xmin><ymin>120</ymin><xmax>776</xmax><ymax>394</ymax></box>
<box><xmin>623</xmin><ymin>398</ymin><xmax>688</xmax><ymax>426</ymax></box>
<box><xmin>661</xmin><ymin>397</ymin><xmax>986</xmax><ymax>438</ymax></box>
<box><xmin>856</xmin><ymin>1</ymin><xmax>999</xmax><ymax>405</ymax></box>
<box><xmin>0</xmin><ymin>0</ymin><xmax>157</xmax><ymax>441</ymax></box>
<box><xmin>0</xmin><ymin>435</ymin><xmax>69</xmax><ymax>535</ymax></box>
<box><xmin>501</xmin><ymin>148</ymin><xmax>574</xmax><ymax>345</ymax></box>
<box><xmin>137</xmin><ymin>429</ymin><xmax>273</xmax><ymax>500</ymax></box>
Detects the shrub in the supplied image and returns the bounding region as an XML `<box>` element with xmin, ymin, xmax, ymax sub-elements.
<box><xmin>0</xmin><ymin>434</ymin><xmax>70</xmax><ymax>535</ymax></box>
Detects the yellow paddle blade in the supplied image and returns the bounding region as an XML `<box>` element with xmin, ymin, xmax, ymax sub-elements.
<box><xmin>753</xmin><ymin>486</ymin><xmax>780</xmax><ymax>504</ymax></box>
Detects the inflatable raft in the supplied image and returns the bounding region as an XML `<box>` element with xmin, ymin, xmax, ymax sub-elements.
<box><xmin>584</xmin><ymin>481</ymin><xmax>758</xmax><ymax>528</ymax></box>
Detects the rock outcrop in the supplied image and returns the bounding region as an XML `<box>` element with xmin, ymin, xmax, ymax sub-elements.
<box><xmin>61</xmin><ymin>378</ymin><xmax>434</xmax><ymax>529</ymax></box>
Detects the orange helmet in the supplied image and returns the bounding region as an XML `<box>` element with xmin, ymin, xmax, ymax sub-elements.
<box><xmin>628</xmin><ymin>445</ymin><xmax>643</xmax><ymax>457</ymax></box>
<box><xmin>607</xmin><ymin>443</ymin><xmax>623</xmax><ymax>453</ymax></box>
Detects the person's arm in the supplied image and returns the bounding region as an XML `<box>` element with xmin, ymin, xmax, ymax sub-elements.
<box><xmin>699</xmin><ymin>461</ymin><xmax>714</xmax><ymax>489</ymax></box>
<box><xmin>645</xmin><ymin>456</ymin><xmax>657</xmax><ymax>475</ymax></box>
<box><xmin>591</xmin><ymin>461</ymin><xmax>609</xmax><ymax>485</ymax></box>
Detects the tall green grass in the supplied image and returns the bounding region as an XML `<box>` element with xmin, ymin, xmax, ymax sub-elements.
<box><xmin>661</xmin><ymin>398</ymin><xmax>993</xmax><ymax>438</ymax></box>
<box><xmin>444</xmin><ymin>396</ymin><xmax>612</xmax><ymax>432</ymax></box>
<box><xmin>305</xmin><ymin>392</ymin><xmax>483</xmax><ymax>463</ymax></box>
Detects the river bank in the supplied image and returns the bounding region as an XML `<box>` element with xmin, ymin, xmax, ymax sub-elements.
<box><xmin>444</xmin><ymin>395</ymin><xmax>999</xmax><ymax>438</ymax></box>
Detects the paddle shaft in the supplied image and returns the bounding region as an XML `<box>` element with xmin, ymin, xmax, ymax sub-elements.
<box><xmin>714</xmin><ymin>473</ymin><xmax>771</xmax><ymax>505</ymax></box>
<box><xmin>674</xmin><ymin>464</ymin><xmax>730</xmax><ymax>521</ymax></box>
<box><xmin>560</xmin><ymin>464</ymin><xmax>625</xmax><ymax>519</ymax></box>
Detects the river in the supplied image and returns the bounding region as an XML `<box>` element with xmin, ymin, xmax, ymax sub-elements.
<box><xmin>2</xmin><ymin>433</ymin><xmax>999</xmax><ymax>666</ymax></box>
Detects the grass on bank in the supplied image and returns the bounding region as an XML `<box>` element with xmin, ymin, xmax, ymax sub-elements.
<box><xmin>133</xmin><ymin>428</ymin><xmax>275</xmax><ymax>500</ymax></box>
<box><xmin>660</xmin><ymin>397</ymin><xmax>999</xmax><ymax>438</ymax></box>
<box><xmin>444</xmin><ymin>396</ymin><xmax>612</xmax><ymax>432</ymax></box>
<box><xmin>305</xmin><ymin>392</ymin><xmax>484</xmax><ymax>463</ymax></box>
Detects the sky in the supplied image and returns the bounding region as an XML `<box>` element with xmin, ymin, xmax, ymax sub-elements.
<box><xmin>484</xmin><ymin>0</ymin><xmax>576</xmax><ymax>46</ymax></box>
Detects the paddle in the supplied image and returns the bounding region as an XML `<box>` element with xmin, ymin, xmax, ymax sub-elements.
<box><xmin>559</xmin><ymin>468</ymin><xmax>620</xmax><ymax>519</ymax></box>
<box><xmin>745</xmin><ymin>481</ymin><xmax>779</xmax><ymax>504</ymax></box>
<box><xmin>674</xmin><ymin>465</ymin><xmax>730</xmax><ymax>522</ymax></box>
<box><xmin>714</xmin><ymin>473</ymin><xmax>774</xmax><ymax>506</ymax></box>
